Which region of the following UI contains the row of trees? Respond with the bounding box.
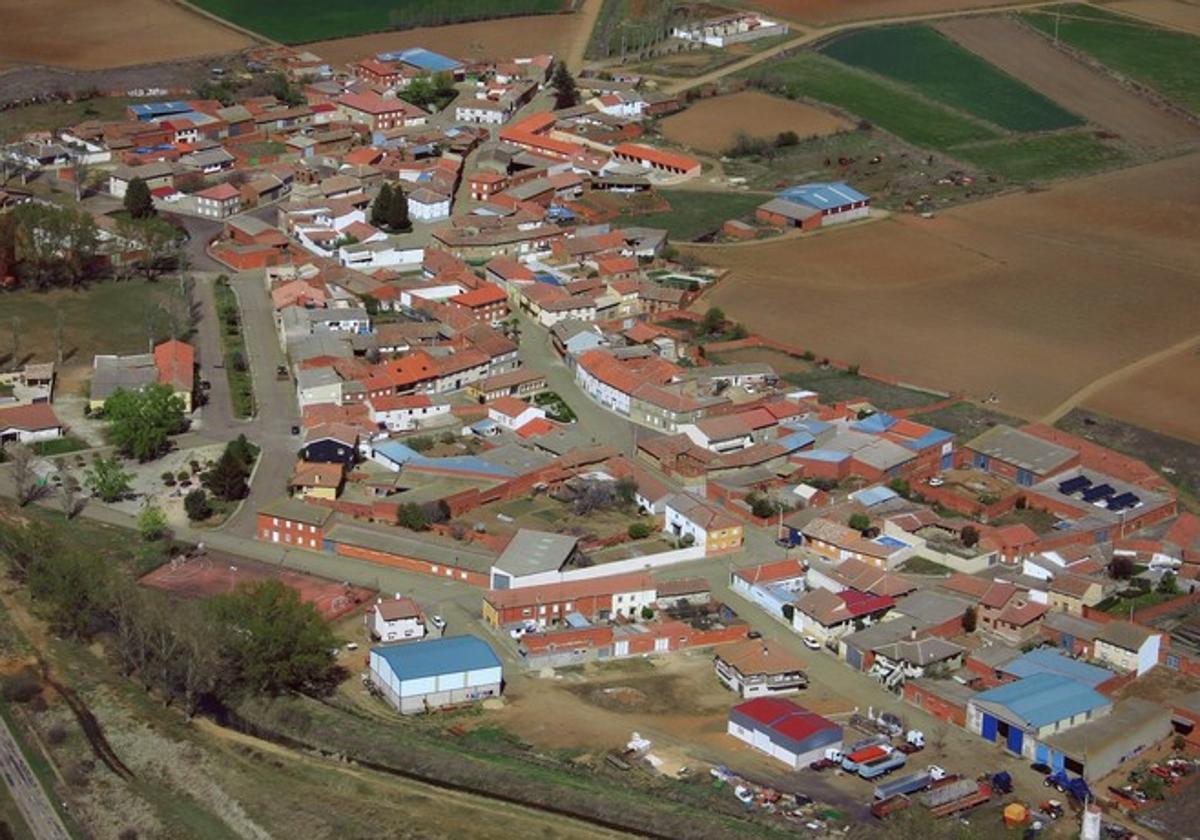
[0,520,341,712]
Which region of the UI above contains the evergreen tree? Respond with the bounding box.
[370,182,392,228]
[204,448,249,501]
[387,184,411,232]
[551,61,579,109]
[124,177,155,219]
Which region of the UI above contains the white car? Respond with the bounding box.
[928,476,945,487]
[929,765,947,781]
[509,626,527,640]
[802,635,822,650]
[429,615,446,632]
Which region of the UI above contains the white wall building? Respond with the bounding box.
[368,636,502,714]
[371,596,426,642]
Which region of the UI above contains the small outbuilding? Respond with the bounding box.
[369,635,502,714]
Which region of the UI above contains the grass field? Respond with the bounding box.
[189,0,566,43]
[0,97,136,143]
[742,52,999,150]
[586,0,674,60]
[1022,5,1200,113]
[954,131,1131,181]
[628,189,770,240]
[821,25,1082,132]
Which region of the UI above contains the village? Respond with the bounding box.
[1,1,1200,838]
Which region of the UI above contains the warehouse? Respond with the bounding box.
[1042,698,1171,780]
[727,697,842,769]
[966,672,1111,761]
[369,636,502,714]
[776,182,871,225]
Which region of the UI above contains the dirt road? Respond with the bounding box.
[565,0,603,71]
[0,715,69,840]
[937,16,1200,147]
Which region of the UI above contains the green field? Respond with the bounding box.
[741,52,999,150]
[821,25,1082,132]
[629,189,770,240]
[1022,5,1200,113]
[189,0,566,43]
[0,97,136,143]
[954,131,1130,181]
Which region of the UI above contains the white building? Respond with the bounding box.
[407,188,451,223]
[371,596,426,642]
[455,99,514,125]
[727,698,842,770]
[367,393,451,432]
[368,636,502,714]
[672,13,788,48]
[1093,621,1162,676]
[487,396,545,431]
[0,404,64,444]
[575,357,632,416]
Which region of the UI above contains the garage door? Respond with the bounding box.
[845,646,863,671]
[1007,726,1024,755]
[1035,743,1049,765]
[981,714,998,742]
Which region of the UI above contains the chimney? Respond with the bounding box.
[909,625,916,641]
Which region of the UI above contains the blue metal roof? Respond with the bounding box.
[378,48,462,72]
[1000,649,1114,688]
[373,440,516,477]
[973,673,1109,728]
[794,449,849,463]
[902,428,954,451]
[128,101,191,120]
[374,440,420,466]
[851,412,898,434]
[372,636,500,681]
[564,612,591,628]
[778,431,815,452]
[851,485,899,507]
[778,182,869,210]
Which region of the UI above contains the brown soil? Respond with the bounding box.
[1107,0,1200,35]
[309,12,589,68]
[659,91,853,154]
[1084,347,1200,444]
[937,16,1200,148]
[0,0,251,70]
[688,153,1200,421]
[744,0,1046,25]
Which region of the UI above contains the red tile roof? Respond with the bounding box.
[196,183,240,201]
[450,284,507,308]
[613,142,700,172]
[0,403,62,432]
[154,340,194,392]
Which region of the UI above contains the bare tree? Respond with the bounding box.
[70,153,89,202]
[53,304,65,365]
[59,473,82,519]
[8,315,19,372]
[9,444,38,505]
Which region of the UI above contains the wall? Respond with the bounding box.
[334,542,489,587]
[902,681,967,727]
[559,545,706,582]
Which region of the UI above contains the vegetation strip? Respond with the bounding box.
[213,276,254,418]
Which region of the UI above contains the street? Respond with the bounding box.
[0,713,70,840]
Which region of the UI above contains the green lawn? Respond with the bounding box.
[0,97,136,143]
[742,51,999,151]
[898,556,953,576]
[30,436,91,457]
[213,278,254,418]
[953,132,1130,182]
[188,0,565,42]
[628,189,770,240]
[1022,5,1200,113]
[821,25,1082,132]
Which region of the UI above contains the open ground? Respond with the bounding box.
[658,91,853,154]
[936,15,1200,148]
[1082,347,1200,445]
[1108,0,1200,34]
[0,0,251,70]
[688,153,1200,422]
[743,0,1046,25]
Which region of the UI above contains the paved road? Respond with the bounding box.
[0,714,70,840]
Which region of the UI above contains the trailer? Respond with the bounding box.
[873,767,945,800]
[870,793,912,819]
[841,745,892,773]
[859,752,907,780]
[921,780,992,818]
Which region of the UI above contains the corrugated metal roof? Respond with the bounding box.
[778,181,868,210]
[372,635,500,681]
[1001,648,1114,687]
[972,673,1109,728]
[850,485,899,508]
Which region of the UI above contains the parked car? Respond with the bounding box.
[291,425,301,435]
[276,364,290,380]
[928,476,945,487]
[802,635,822,650]
[509,626,527,640]
[429,615,446,632]
[808,758,835,772]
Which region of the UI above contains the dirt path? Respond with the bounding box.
[1041,333,1200,424]
[1106,0,1200,35]
[565,0,603,72]
[936,16,1200,147]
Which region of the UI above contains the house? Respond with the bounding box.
[1093,621,1162,675]
[990,598,1049,646]
[0,403,64,444]
[368,635,501,714]
[468,369,546,402]
[791,588,894,644]
[797,517,914,569]
[871,637,965,684]
[1039,611,1104,658]
[662,492,744,554]
[370,595,426,642]
[489,530,582,589]
[967,673,1111,760]
[153,339,195,412]
[108,161,174,198]
[715,639,808,697]
[1046,573,1105,615]
[256,497,334,548]
[290,460,344,500]
[337,92,427,131]
[611,143,701,179]
[727,698,842,769]
[407,188,451,222]
[194,183,242,219]
[487,396,545,432]
[90,340,197,411]
[448,284,509,325]
[367,393,450,432]
[300,422,360,467]
[481,573,656,629]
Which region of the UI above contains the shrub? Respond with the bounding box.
[184,489,213,522]
[408,435,434,453]
[640,606,654,620]
[961,525,980,548]
[848,513,871,532]
[628,522,652,540]
[1,673,41,703]
[46,723,68,745]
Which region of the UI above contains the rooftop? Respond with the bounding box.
[371,635,500,682]
[1000,648,1115,688]
[966,424,1077,476]
[493,529,579,577]
[972,672,1110,728]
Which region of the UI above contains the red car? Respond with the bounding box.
[808,759,836,772]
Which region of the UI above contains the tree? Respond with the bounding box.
[700,306,725,335]
[0,521,58,582]
[387,184,411,233]
[137,506,169,542]
[628,521,652,540]
[370,183,392,229]
[7,444,38,506]
[86,455,133,502]
[226,434,258,471]
[7,315,18,372]
[551,61,579,109]
[184,488,213,522]
[960,525,980,548]
[104,384,186,461]
[962,606,977,633]
[53,304,66,365]
[396,503,430,531]
[775,130,800,147]
[640,606,654,620]
[848,512,871,532]
[27,549,109,638]
[1158,572,1179,596]
[1109,555,1135,580]
[203,580,338,695]
[124,177,155,219]
[115,216,179,281]
[615,476,639,506]
[60,473,82,519]
[204,448,249,502]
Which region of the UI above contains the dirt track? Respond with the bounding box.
[937,16,1200,148]
[1108,0,1200,34]
[688,153,1200,422]
[746,0,1046,25]
[1082,342,1200,444]
[659,91,852,153]
[0,0,250,70]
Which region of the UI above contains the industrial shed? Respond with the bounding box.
[369,636,502,714]
[966,672,1111,761]
[727,697,842,769]
[1043,698,1171,780]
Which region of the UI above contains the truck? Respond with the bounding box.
[858,752,907,780]
[872,766,947,800]
[921,779,992,818]
[1045,770,1092,803]
[841,745,892,773]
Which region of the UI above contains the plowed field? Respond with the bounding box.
[659,91,853,153]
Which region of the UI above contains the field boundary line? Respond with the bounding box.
[171,0,279,46]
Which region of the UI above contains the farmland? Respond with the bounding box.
[686,153,1200,422]
[953,132,1131,182]
[658,91,853,154]
[624,189,770,240]
[0,0,250,70]
[1021,4,1200,113]
[743,0,1045,25]
[1084,349,1200,446]
[819,25,1082,132]
[188,0,568,43]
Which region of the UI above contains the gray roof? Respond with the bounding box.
[970,642,1022,670]
[493,529,579,577]
[966,425,1077,475]
[874,637,965,666]
[1044,697,1170,758]
[296,366,342,389]
[325,522,496,573]
[1041,610,1104,641]
[758,197,821,221]
[259,497,335,527]
[894,590,974,626]
[91,353,157,400]
[1096,620,1158,652]
[476,443,554,474]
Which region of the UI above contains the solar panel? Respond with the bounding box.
[1081,484,1114,503]
[1058,475,1092,495]
[1105,492,1135,511]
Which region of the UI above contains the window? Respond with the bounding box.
[272,517,279,526]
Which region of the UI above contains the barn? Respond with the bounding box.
[777,182,871,226]
[727,697,842,769]
[369,635,502,714]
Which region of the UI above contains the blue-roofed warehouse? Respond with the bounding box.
[369,635,502,713]
[999,648,1115,688]
[776,182,871,226]
[128,101,193,121]
[966,672,1111,763]
[378,48,463,75]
